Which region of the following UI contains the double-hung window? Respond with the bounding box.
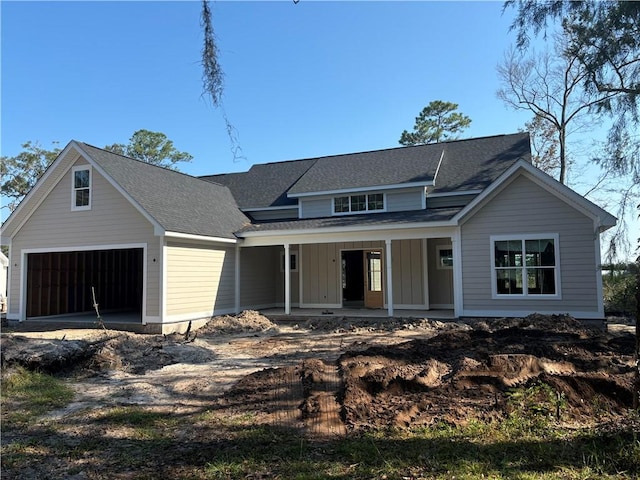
[71,165,92,211]
[333,193,384,214]
[491,234,560,298]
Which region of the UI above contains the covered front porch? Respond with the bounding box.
[238,224,462,318]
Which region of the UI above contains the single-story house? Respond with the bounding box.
[0,132,616,333]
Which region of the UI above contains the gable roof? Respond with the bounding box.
[433,132,531,193]
[203,133,531,209]
[75,143,250,239]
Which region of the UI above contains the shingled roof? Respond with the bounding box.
[77,143,250,239]
[206,133,531,210]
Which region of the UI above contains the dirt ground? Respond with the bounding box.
[1,310,636,436]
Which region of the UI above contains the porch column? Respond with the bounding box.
[284,243,291,315]
[234,246,241,314]
[385,239,394,317]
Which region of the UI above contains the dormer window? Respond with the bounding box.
[72,165,92,211]
[333,193,385,215]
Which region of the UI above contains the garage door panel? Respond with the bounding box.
[26,248,143,318]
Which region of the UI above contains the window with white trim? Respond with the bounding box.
[436,245,453,270]
[491,235,559,297]
[333,193,384,214]
[72,166,92,211]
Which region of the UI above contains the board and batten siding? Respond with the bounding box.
[427,238,453,307]
[9,159,160,318]
[165,241,236,318]
[460,174,600,315]
[301,240,425,308]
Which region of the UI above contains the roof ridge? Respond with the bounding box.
[76,141,229,188]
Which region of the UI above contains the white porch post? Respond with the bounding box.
[235,246,241,314]
[452,230,463,317]
[385,239,393,317]
[284,243,291,315]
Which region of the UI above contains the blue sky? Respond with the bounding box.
[1,1,636,255]
[2,0,532,173]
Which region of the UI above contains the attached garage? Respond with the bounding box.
[25,248,143,319]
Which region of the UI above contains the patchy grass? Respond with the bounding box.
[1,367,74,427]
[1,398,638,479]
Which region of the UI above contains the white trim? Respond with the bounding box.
[421,187,427,209]
[461,309,604,320]
[433,149,445,185]
[71,165,92,211]
[332,193,387,216]
[594,225,605,318]
[428,189,483,198]
[288,180,435,198]
[163,231,238,244]
[422,239,429,309]
[298,245,304,309]
[18,243,147,322]
[160,239,167,325]
[385,239,393,317]
[452,230,463,317]
[242,205,298,212]
[235,246,241,314]
[284,243,291,315]
[239,222,457,242]
[489,234,561,300]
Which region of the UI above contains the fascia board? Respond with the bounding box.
[72,142,167,236]
[238,219,456,239]
[287,180,435,198]
[241,205,298,212]
[428,189,483,198]
[164,231,238,244]
[1,141,80,238]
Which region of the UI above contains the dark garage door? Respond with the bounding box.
[26,248,143,318]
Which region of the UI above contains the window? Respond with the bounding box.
[491,235,559,298]
[333,193,385,214]
[436,246,453,270]
[280,251,298,272]
[72,166,92,211]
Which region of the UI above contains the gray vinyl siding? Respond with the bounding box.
[300,198,332,219]
[427,238,453,306]
[427,194,477,209]
[165,241,235,317]
[239,246,279,308]
[386,189,424,212]
[9,159,161,318]
[461,174,599,315]
[247,208,298,221]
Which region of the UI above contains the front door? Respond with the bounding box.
[364,250,383,308]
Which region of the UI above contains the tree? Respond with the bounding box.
[497,41,616,185]
[504,0,640,182]
[523,114,560,179]
[399,101,471,146]
[2,131,192,213]
[0,141,61,212]
[104,129,193,170]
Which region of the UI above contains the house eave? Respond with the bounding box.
[287,180,435,199]
[163,231,239,244]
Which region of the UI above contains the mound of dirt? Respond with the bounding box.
[199,310,279,334]
[304,315,471,333]
[223,315,635,434]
